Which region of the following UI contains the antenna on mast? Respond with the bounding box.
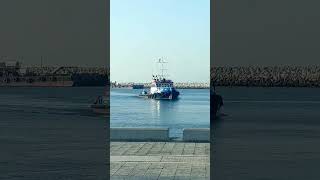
[157,57,168,79]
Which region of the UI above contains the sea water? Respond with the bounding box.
[0,87,107,179]
[212,87,320,180]
[111,88,210,138]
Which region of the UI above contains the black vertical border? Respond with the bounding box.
[210,0,215,179]
[106,0,110,179]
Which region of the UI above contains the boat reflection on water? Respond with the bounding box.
[150,99,161,119]
[149,98,179,121]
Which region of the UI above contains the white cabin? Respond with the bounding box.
[150,79,174,94]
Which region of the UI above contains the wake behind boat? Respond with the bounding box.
[139,58,180,100]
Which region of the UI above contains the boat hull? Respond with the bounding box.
[147,91,179,100]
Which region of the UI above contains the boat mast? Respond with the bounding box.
[157,58,167,79]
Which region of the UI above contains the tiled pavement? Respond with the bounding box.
[110,142,210,180]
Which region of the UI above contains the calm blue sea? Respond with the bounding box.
[0,87,107,179]
[2,87,319,179]
[213,87,320,180]
[110,88,210,138]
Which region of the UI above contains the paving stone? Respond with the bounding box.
[110,176,126,180]
[111,156,162,162]
[144,168,162,178]
[110,162,124,176]
[135,142,155,156]
[191,165,207,177]
[182,143,195,155]
[129,163,151,177]
[112,143,133,156]
[171,143,185,155]
[194,143,206,155]
[160,143,175,155]
[148,142,166,155]
[123,142,146,156]
[206,166,210,178]
[110,142,209,179]
[113,163,137,176]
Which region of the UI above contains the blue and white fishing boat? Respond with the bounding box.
[139,58,180,100]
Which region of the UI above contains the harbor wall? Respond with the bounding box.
[110,128,210,142]
[183,128,210,142]
[110,128,170,141]
[211,66,320,87]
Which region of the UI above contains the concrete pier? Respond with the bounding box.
[183,128,210,142]
[110,128,170,141]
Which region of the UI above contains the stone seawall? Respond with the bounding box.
[110,128,170,141]
[211,66,320,87]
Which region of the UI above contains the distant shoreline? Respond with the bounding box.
[111,82,210,89]
[111,87,210,89]
[215,85,320,88]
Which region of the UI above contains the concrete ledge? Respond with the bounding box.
[110,128,169,141]
[183,128,210,142]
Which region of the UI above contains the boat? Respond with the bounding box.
[139,89,148,96]
[90,85,110,114]
[139,58,180,100]
[90,95,109,114]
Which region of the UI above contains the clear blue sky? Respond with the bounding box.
[111,0,210,83]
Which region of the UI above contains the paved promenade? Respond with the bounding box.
[110,142,210,180]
